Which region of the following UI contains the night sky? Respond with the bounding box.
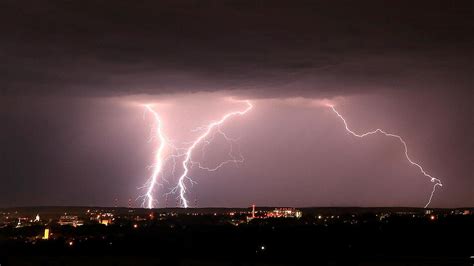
[1,0,472,208]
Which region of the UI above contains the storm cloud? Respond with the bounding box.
[1,0,471,98]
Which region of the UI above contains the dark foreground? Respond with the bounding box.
[0,207,472,266]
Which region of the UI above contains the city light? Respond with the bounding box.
[42,228,49,240]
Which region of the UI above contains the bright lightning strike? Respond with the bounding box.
[328,104,443,208]
[175,100,253,208]
[141,104,174,209]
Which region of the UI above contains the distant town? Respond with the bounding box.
[4,206,472,230]
[0,206,472,254]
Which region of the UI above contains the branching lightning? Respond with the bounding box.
[140,105,188,209]
[328,104,443,208]
[141,105,168,209]
[174,100,253,208]
[140,100,252,209]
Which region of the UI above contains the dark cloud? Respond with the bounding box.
[1,0,471,98]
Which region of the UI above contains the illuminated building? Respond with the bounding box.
[59,215,83,227]
[266,208,302,218]
[16,217,30,228]
[247,206,303,221]
[42,228,50,240]
[99,213,114,226]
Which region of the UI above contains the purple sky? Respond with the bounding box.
[1,0,472,207]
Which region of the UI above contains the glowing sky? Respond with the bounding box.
[0,0,472,207]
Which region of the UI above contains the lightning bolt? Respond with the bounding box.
[328,104,443,208]
[174,100,253,208]
[142,104,180,209]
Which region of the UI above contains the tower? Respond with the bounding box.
[42,228,50,240]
